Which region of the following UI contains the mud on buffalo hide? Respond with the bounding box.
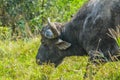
[36,0,120,67]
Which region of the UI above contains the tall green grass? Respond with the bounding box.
[0,37,120,80]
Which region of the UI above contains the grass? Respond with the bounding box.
[0,37,120,80]
[108,26,120,47]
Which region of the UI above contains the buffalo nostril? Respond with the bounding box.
[36,59,42,65]
[36,59,40,64]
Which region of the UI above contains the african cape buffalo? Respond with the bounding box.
[36,0,120,76]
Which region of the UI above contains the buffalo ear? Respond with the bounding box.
[55,39,71,50]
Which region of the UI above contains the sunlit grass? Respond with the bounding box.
[0,37,120,80]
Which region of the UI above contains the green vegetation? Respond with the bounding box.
[0,27,11,40]
[108,26,120,47]
[0,38,120,80]
[0,0,87,37]
[0,0,120,80]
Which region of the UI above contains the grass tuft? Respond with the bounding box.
[0,36,120,80]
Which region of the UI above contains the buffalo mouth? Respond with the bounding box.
[36,58,63,67]
[36,59,43,65]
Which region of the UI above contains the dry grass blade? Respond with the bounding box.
[108,25,120,46]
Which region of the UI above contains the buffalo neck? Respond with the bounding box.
[59,22,87,57]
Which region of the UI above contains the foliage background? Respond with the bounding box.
[0,0,87,38]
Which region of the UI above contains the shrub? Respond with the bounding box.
[0,27,11,40]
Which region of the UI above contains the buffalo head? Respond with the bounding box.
[36,18,72,66]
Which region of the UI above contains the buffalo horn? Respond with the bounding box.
[47,18,60,38]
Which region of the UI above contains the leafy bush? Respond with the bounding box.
[38,0,88,22]
[0,27,11,40]
[0,0,87,37]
